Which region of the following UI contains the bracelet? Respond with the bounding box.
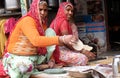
[62,35,65,44]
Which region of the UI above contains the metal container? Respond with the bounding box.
[5,0,20,10]
[0,8,5,14]
[48,0,58,7]
[113,55,120,78]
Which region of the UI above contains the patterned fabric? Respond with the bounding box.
[11,34,37,55]
[3,53,38,78]
[0,59,9,78]
[4,17,17,34]
[50,2,88,66]
[59,46,88,66]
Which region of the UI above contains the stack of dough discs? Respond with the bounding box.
[83,45,93,51]
[72,39,93,51]
[72,39,84,51]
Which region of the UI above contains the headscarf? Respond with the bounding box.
[50,2,73,35]
[50,2,73,64]
[4,0,47,55]
[56,2,73,19]
[27,0,47,55]
[4,17,17,34]
[27,0,45,36]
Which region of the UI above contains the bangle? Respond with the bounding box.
[62,35,65,44]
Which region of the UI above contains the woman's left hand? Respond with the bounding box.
[82,49,96,60]
[48,59,55,68]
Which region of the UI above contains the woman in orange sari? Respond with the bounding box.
[50,2,96,66]
[2,0,77,78]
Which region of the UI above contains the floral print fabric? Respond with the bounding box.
[3,53,38,78]
[59,46,88,66]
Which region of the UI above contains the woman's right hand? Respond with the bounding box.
[59,35,78,46]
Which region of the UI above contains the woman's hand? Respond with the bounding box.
[81,49,96,60]
[35,64,49,71]
[64,35,78,45]
[48,59,55,68]
[59,35,78,50]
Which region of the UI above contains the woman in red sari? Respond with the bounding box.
[50,2,96,66]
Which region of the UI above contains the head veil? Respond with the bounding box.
[3,0,47,56]
[50,2,73,34]
[27,0,47,55]
[56,2,73,19]
[27,0,46,35]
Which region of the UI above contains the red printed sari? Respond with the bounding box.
[50,2,88,66]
